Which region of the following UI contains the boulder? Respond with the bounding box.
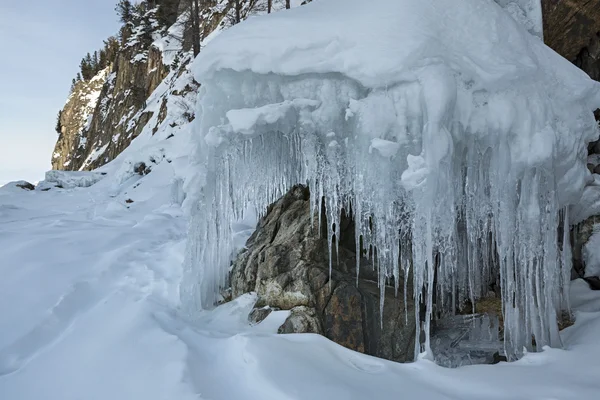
[231,185,416,362]
[15,181,35,191]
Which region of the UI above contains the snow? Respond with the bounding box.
[79,143,110,171]
[44,170,106,189]
[2,176,600,398]
[187,0,600,361]
[496,0,544,38]
[195,0,560,90]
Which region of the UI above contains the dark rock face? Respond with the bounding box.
[52,44,169,172]
[51,1,237,173]
[543,0,600,81]
[15,182,35,191]
[230,185,416,362]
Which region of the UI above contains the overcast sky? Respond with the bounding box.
[0,0,120,186]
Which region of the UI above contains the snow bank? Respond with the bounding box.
[184,0,600,362]
[44,170,106,189]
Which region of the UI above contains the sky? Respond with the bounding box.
[0,0,120,186]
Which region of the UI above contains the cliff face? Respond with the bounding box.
[52,68,110,170]
[51,0,241,172]
[542,0,600,82]
[80,44,169,171]
[52,7,170,171]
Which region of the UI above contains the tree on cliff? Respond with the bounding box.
[186,0,201,57]
[156,0,180,27]
[116,0,134,25]
[55,111,62,135]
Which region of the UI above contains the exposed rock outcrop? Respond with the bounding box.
[52,36,169,172]
[52,68,110,170]
[230,185,416,362]
[543,0,600,81]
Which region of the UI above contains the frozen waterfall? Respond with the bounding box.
[181,0,600,361]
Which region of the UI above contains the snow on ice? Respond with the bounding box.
[184,0,600,361]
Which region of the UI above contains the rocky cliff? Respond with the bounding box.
[51,0,240,172]
[543,0,600,81]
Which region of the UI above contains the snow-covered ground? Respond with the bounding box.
[1,177,600,399]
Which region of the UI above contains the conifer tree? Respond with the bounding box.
[116,0,134,24]
[55,110,63,134]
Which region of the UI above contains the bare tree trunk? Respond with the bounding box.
[191,0,200,57]
[268,0,272,13]
[286,0,290,9]
[235,0,241,24]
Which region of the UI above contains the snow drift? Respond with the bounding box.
[183,0,600,362]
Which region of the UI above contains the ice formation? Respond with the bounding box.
[182,0,600,361]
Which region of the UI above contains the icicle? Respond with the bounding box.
[183,64,597,364]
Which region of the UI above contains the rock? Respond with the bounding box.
[588,163,595,174]
[542,0,600,62]
[589,139,600,155]
[572,215,600,278]
[278,306,323,334]
[594,165,600,175]
[231,185,416,363]
[249,306,276,325]
[15,181,35,191]
[431,314,502,368]
[133,162,151,176]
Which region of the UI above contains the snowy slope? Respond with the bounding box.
[1,177,600,399]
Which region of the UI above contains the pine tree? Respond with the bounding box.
[116,0,133,24]
[99,49,107,70]
[79,58,89,81]
[55,110,63,134]
[170,53,180,71]
[235,0,241,24]
[92,51,99,74]
[103,37,119,62]
[155,0,179,27]
[189,0,201,57]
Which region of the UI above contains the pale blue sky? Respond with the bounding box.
[0,0,120,185]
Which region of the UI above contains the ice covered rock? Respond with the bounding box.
[0,181,36,192]
[230,185,416,362]
[15,181,35,191]
[183,0,600,361]
[430,314,503,368]
[44,170,106,189]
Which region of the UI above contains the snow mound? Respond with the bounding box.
[0,181,36,193]
[184,0,600,363]
[44,170,107,189]
[195,0,589,92]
